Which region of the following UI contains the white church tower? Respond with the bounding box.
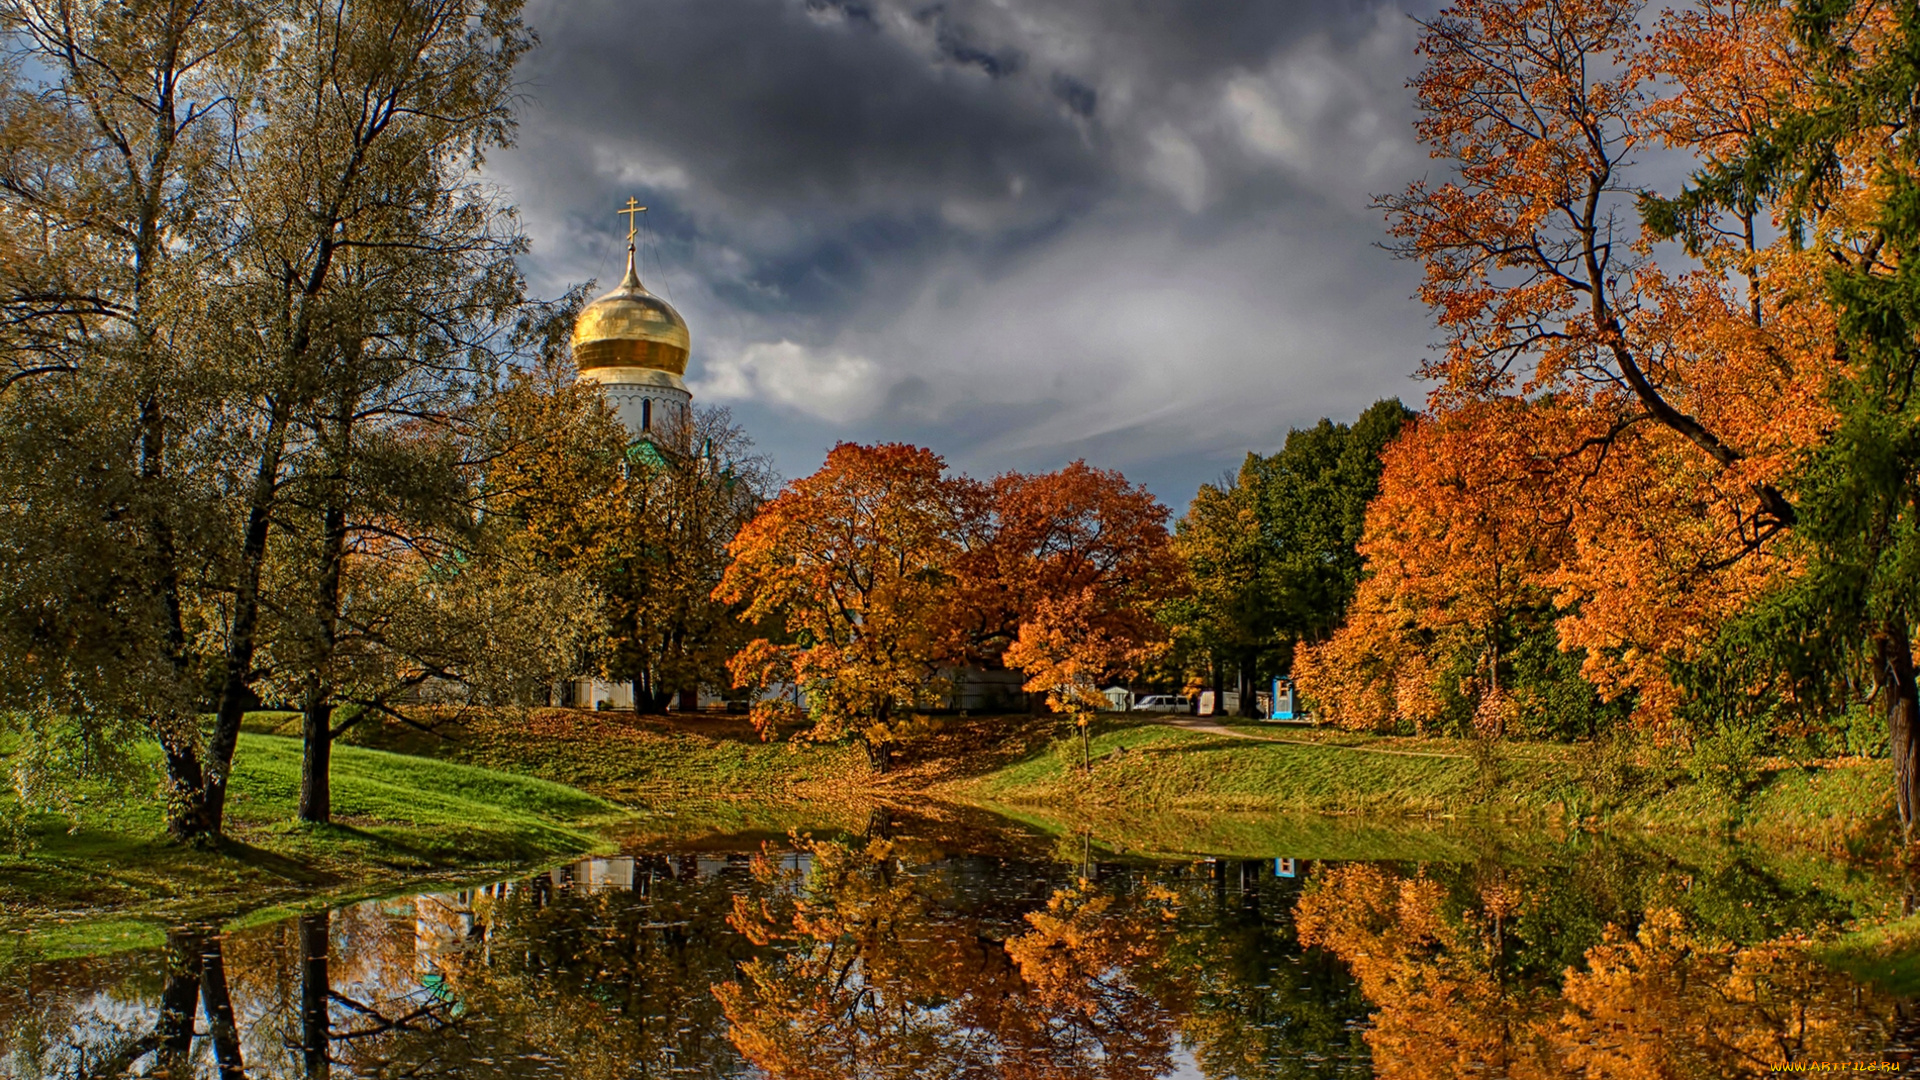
[570,199,691,440]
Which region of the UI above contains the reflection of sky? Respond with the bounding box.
[28,990,157,1074]
[1162,1050,1206,1079]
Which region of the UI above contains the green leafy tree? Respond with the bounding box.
[0,0,535,839]
[1646,0,1920,837]
[1166,467,1269,714]
[1166,399,1411,715]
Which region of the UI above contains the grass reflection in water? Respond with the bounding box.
[1,827,1914,1078]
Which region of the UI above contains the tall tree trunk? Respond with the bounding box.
[301,413,350,825]
[158,717,212,841]
[300,699,334,825]
[864,735,891,773]
[190,107,363,834]
[1238,658,1258,718]
[112,7,204,848]
[1880,621,1920,843]
[183,406,289,839]
[144,392,205,840]
[676,685,699,713]
[1211,656,1225,718]
[300,910,332,1080]
[636,669,666,712]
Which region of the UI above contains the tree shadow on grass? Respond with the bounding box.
[213,835,347,887]
[1127,736,1266,757]
[548,709,776,746]
[888,715,1063,786]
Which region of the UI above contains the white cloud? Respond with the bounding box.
[1214,12,1421,190]
[589,145,692,191]
[693,340,894,424]
[715,210,1427,481]
[1223,73,1303,166]
[492,0,1443,499]
[1142,125,1209,213]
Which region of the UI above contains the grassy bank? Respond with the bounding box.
[1,731,624,955]
[344,708,1903,858]
[10,708,1906,966]
[939,716,1902,855]
[1819,912,1920,997]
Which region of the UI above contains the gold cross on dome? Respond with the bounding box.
[618,198,647,243]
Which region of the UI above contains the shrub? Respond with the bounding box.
[1687,722,1767,800]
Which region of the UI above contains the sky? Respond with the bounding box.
[488,0,1444,507]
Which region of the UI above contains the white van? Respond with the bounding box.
[1130,695,1192,714]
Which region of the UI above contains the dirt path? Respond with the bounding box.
[1156,716,1471,760]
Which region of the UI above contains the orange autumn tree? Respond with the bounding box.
[1299,401,1572,735]
[721,448,1179,770]
[1319,0,1836,735]
[716,442,973,770]
[994,463,1183,768]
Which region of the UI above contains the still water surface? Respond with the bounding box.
[4,811,1917,1078]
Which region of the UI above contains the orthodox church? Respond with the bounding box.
[554,202,1023,714]
[572,200,692,443]
[555,204,695,711]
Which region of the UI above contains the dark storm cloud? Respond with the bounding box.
[491,0,1442,504]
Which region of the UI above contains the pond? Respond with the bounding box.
[4,808,1917,1078]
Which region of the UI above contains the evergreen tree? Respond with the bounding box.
[1167,399,1411,715]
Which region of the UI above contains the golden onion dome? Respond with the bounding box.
[571,246,690,375]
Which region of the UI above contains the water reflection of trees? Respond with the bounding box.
[1,840,1911,1079]
[717,839,1374,1079]
[719,837,1175,1078]
[1294,861,1907,1078]
[0,926,255,1078]
[1163,861,1372,1079]
[314,858,759,1078]
[0,858,760,1078]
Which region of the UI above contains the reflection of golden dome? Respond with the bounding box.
[571,248,690,375]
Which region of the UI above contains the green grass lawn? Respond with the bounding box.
[953,719,1536,812]
[337,708,1901,860]
[1,730,624,956]
[947,715,1901,853]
